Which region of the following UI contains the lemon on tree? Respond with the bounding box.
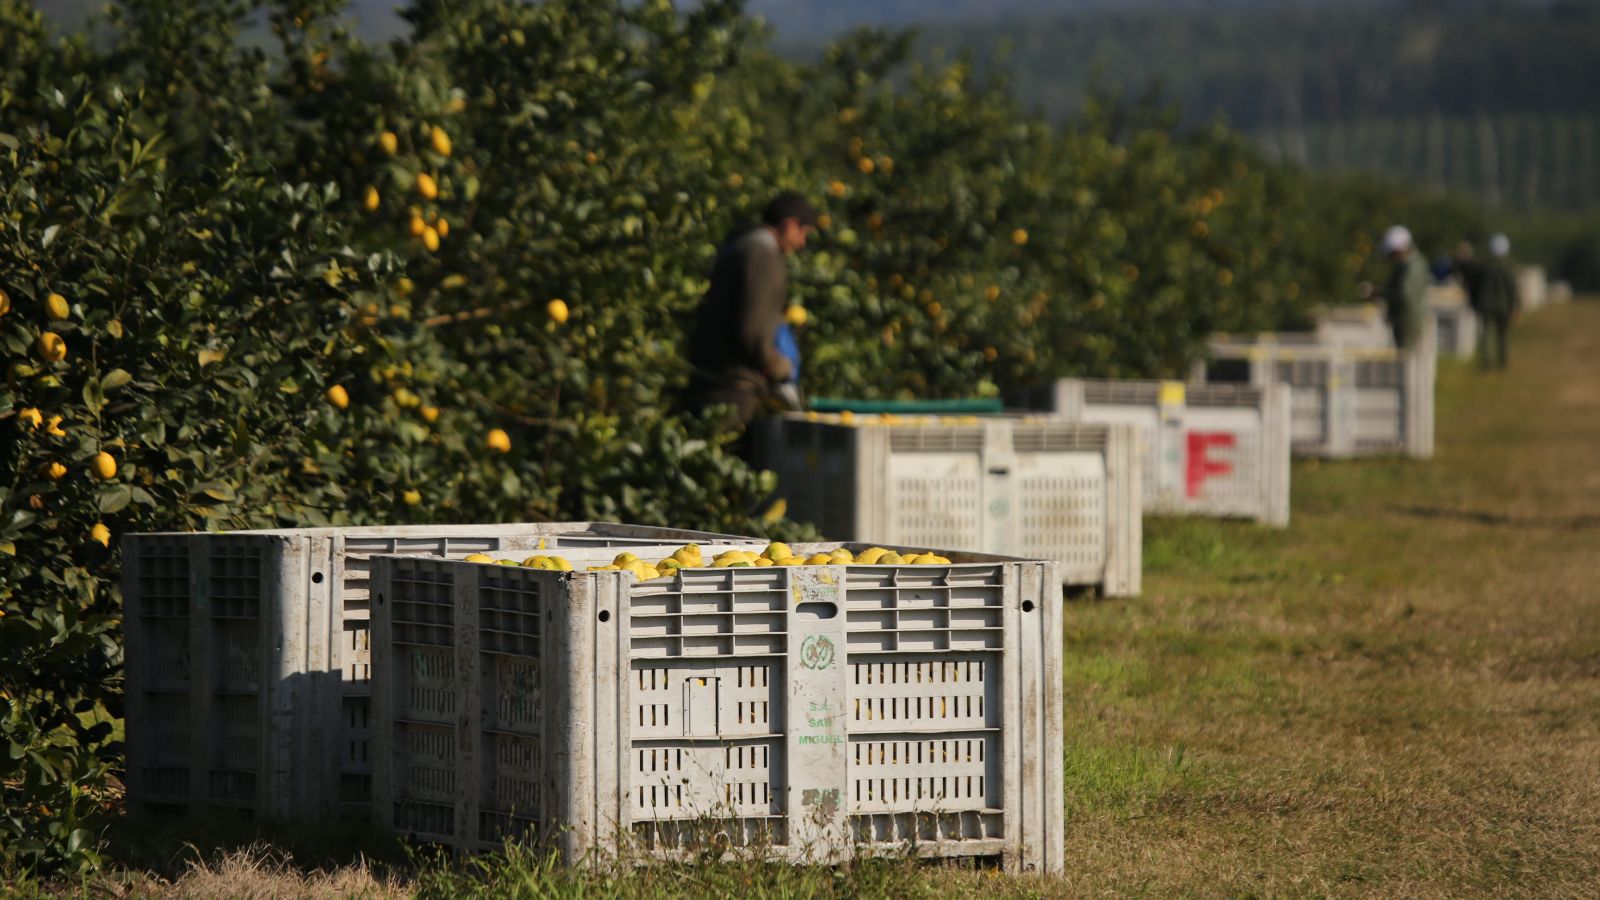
[37,331,66,362]
[326,384,349,409]
[415,172,439,200]
[92,451,117,480]
[547,298,569,324]
[486,428,511,453]
[46,292,69,319]
[379,130,398,155]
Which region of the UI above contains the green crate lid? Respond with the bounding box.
[806,397,1004,414]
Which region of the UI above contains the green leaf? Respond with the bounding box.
[101,369,134,391]
[98,486,133,514]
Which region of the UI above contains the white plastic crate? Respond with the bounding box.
[1313,303,1391,348]
[1026,379,1290,527]
[1428,294,1479,359]
[1193,332,1435,459]
[754,415,1141,596]
[1516,265,1548,314]
[1313,298,1475,358]
[121,522,749,824]
[369,544,1064,872]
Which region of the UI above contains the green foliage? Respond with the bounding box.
[0,0,1492,875]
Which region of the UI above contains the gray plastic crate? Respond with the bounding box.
[121,522,748,824]
[1193,333,1435,459]
[754,416,1141,596]
[1025,379,1290,527]
[369,544,1064,872]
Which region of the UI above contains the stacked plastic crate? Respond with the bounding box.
[121,523,745,823]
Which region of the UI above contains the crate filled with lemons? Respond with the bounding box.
[459,542,953,581]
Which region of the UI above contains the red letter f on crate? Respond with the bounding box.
[1186,432,1236,498]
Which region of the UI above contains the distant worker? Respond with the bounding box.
[1471,234,1519,371]
[686,191,818,430]
[1380,225,1431,349]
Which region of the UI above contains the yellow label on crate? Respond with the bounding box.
[1158,381,1186,407]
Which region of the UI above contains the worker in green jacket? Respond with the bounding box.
[1381,225,1432,350]
[1472,234,1519,370]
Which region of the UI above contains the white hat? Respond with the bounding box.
[1489,233,1510,258]
[1381,225,1413,255]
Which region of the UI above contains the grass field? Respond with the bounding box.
[25,302,1600,897]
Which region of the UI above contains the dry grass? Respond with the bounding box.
[26,303,1600,898]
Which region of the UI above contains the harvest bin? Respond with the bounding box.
[754,415,1141,596]
[369,543,1065,872]
[121,522,747,824]
[1022,379,1291,527]
[1315,297,1476,359]
[1192,331,1436,460]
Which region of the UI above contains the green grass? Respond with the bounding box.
[22,302,1600,896]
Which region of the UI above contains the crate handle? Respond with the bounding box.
[987,467,1010,476]
[795,601,837,621]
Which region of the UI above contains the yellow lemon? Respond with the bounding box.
[422,226,440,252]
[829,548,855,563]
[44,416,65,437]
[45,461,67,480]
[92,451,117,480]
[547,299,569,324]
[762,542,792,561]
[403,489,421,506]
[828,179,846,197]
[878,551,906,565]
[435,217,449,238]
[37,332,66,362]
[379,131,398,155]
[671,544,703,567]
[839,410,856,426]
[754,557,775,567]
[463,553,495,563]
[408,215,427,237]
[429,126,452,157]
[857,156,875,174]
[421,406,439,423]
[91,523,111,547]
[856,547,889,565]
[785,306,808,327]
[658,558,682,571]
[17,408,42,430]
[0,288,9,315]
[1011,228,1029,246]
[613,551,641,566]
[804,552,834,565]
[486,428,511,453]
[363,186,380,211]
[326,384,349,409]
[776,556,806,566]
[46,293,69,319]
[415,172,438,200]
[551,556,573,572]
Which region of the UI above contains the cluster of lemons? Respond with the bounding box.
[457,542,954,581]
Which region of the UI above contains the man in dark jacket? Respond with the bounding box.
[686,192,818,428]
[1473,234,1519,370]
